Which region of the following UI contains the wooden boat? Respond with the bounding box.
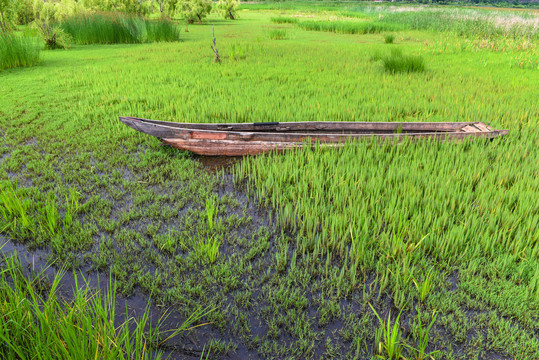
[119,117,508,156]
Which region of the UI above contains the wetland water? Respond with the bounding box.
[0,162,272,359]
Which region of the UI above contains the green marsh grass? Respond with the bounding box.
[271,16,299,25]
[0,181,33,233]
[382,48,425,73]
[370,304,405,359]
[228,42,250,60]
[271,16,400,34]
[2,6,539,359]
[299,19,400,34]
[0,33,40,70]
[61,13,180,45]
[384,34,395,44]
[409,311,439,360]
[44,198,59,235]
[205,195,217,233]
[413,265,436,303]
[270,6,538,41]
[63,188,80,227]
[268,29,288,40]
[0,251,211,359]
[378,8,539,40]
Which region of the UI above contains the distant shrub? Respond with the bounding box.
[16,0,35,25]
[384,34,395,44]
[268,29,288,40]
[0,33,40,70]
[32,0,72,49]
[179,0,212,24]
[0,0,16,31]
[217,0,239,20]
[82,0,150,15]
[382,49,425,74]
[61,13,180,44]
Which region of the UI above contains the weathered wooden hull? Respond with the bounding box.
[119,117,508,156]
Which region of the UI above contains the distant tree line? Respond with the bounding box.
[252,0,538,8]
[407,0,537,8]
[0,0,239,33]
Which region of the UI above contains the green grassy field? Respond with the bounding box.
[1,2,539,359]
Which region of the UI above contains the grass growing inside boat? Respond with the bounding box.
[0,3,538,359]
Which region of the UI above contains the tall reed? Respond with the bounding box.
[382,48,425,73]
[0,33,40,71]
[61,13,180,45]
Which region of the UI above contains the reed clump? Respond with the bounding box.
[385,34,395,44]
[271,16,401,35]
[381,49,425,73]
[268,29,289,40]
[271,16,299,25]
[61,13,180,45]
[299,19,400,34]
[0,33,40,70]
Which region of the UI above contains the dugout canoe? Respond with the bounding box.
[119,117,508,156]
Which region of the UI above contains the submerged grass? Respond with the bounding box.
[0,33,40,71]
[61,14,180,45]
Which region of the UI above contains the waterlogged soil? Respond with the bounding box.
[2,6,538,357]
[0,151,514,360]
[1,239,216,360]
[195,155,241,173]
[1,160,270,359]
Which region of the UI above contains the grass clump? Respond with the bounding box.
[268,29,288,40]
[370,304,405,359]
[409,312,439,360]
[145,19,181,43]
[61,13,180,45]
[0,181,34,234]
[0,33,40,71]
[384,34,395,44]
[299,20,399,35]
[382,49,425,74]
[228,42,250,60]
[270,16,299,24]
